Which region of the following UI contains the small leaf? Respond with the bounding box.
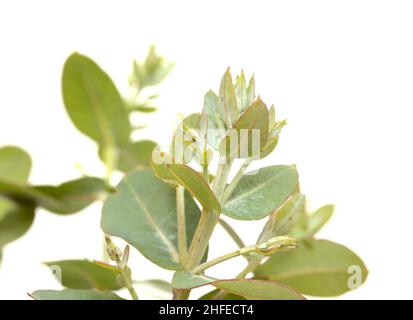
[0,146,32,184]
[219,68,239,126]
[62,53,131,159]
[255,239,368,297]
[223,165,298,220]
[290,205,334,240]
[202,90,227,150]
[234,71,248,112]
[125,100,157,113]
[30,289,124,300]
[116,140,157,172]
[164,164,220,212]
[44,260,124,291]
[183,113,201,130]
[172,271,304,300]
[101,168,202,270]
[246,74,255,109]
[0,197,35,247]
[257,193,306,243]
[220,97,269,159]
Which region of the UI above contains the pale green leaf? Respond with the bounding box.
[31,289,124,300]
[223,165,299,220]
[44,260,124,291]
[0,146,32,184]
[117,140,157,172]
[219,68,239,126]
[290,205,334,240]
[101,168,202,270]
[258,193,306,243]
[62,53,131,151]
[220,97,269,159]
[172,271,304,300]
[202,90,227,150]
[255,239,368,296]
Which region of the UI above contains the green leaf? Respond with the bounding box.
[183,113,201,130]
[234,71,248,112]
[101,168,202,270]
[125,100,157,113]
[214,279,305,300]
[246,74,255,110]
[30,289,124,300]
[219,68,239,126]
[172,271,304,300]
[0,177,107,214]
[155,163,220,212]
[220,97,269,159]
[255,239,368,297]
[199,289,246,300]
[0,197,35,247]
[202,90,227,150]
[62,53,131,153]
[258,193,306,243]
[290,205,334,240]
[44,260,124,291]
[0,146,32,184]
[117,140,157,172]
[222,165,299,220]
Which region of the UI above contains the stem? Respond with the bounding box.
[191,249,240,274]
[222,158,252,203]
[176,186,187,265]
[218,218,246,249]
[186,159,233,269]
[118,267,139,300]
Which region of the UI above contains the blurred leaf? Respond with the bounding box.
[125,100,157,113]
[222,165,298,220]
[101,168,201,270]
[172,271,304,300]
[246,74,255,110]
[183,113,201,130]
[130,46,174,89]
[0,177,107,215]
[255,239,368,297]
[0,197,35,247]
[44,260,124,291]
[30,289,124,300]
[62,53,131,165]
[116,140,157,173]
[220,97,269,159]
[0,146,32,184]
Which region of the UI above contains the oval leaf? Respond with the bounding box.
[30,289,124,300]
[172,271,304,300]
[219,68,239,126]
[0,177,107,215]
[62,53,131,149]
[0,197,35,247]
[0,146,32,184]
[222,165,299,220]
[44,260,124,291]
[101,168,202,270]
[255,239,368,297]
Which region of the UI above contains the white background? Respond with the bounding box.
[1,0,412,299]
